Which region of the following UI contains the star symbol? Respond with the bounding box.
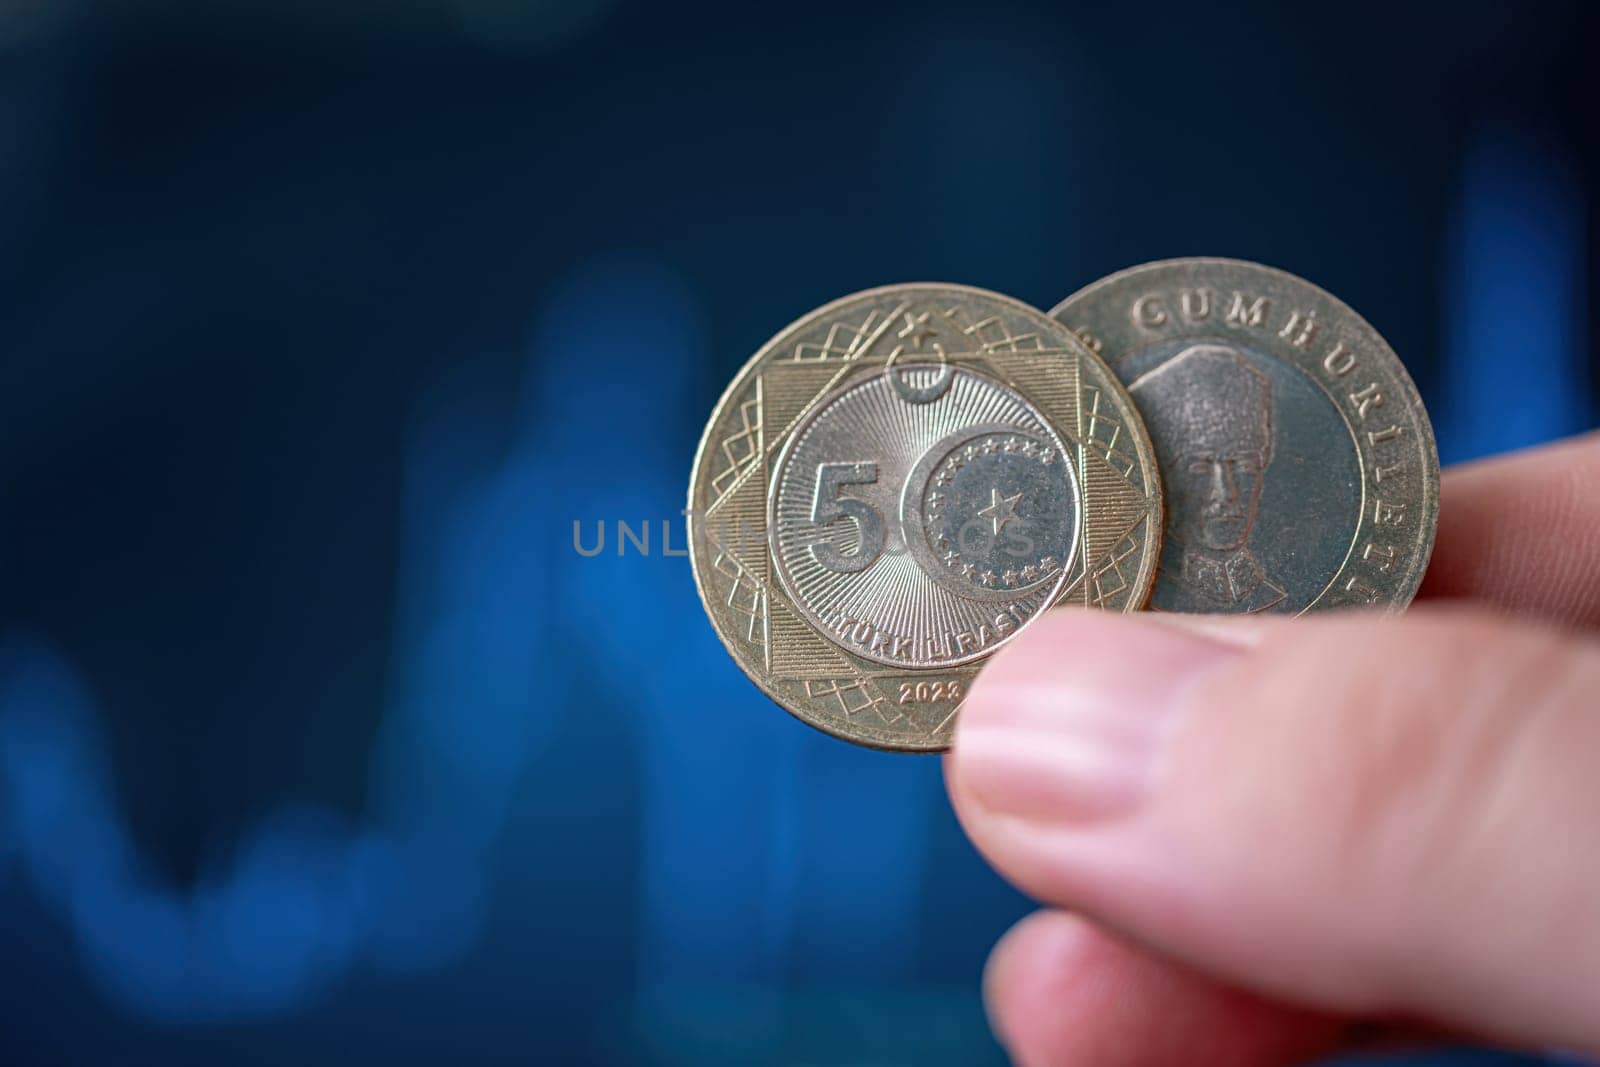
[1019,440,1038,456]
[979,570,997,587]
[1002,569,1018,584]
[960,563,975,577]
[979,437,999,455]
[975,485,1023,537]
[1021,564,1039,580]
[1038,450,1056,465]
[1040,555,1057,570]
[897,311,939,351]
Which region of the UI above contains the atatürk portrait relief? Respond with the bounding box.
[1131,343,1287,613]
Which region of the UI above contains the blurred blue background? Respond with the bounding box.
[0,1,1595,1063]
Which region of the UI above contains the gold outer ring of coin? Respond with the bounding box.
[1051,257,1440,614]
[687,283,1163,753]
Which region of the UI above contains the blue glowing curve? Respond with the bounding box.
[0,257,740,1019]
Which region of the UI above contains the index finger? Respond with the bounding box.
[1419,431,1600,629]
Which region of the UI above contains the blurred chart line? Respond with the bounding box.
[0,262,618,1021]
[0,389,542,1020]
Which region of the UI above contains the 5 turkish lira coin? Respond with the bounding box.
[1051,258,1438,616]
[688,283,1163,752]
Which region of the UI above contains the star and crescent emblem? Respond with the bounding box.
[976,486,1023,537]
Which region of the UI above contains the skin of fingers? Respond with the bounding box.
[983,909,1349,1067]
[956,435,1600,1063]
[947,607,1600,1054]
[1420,431,1600,627]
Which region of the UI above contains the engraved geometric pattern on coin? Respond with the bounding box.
[1052,258,1439,615]
[688,283,1163,752]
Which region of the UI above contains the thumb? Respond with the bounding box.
[946,607,1600,1052]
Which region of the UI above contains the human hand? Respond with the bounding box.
[945,432,1600,1066]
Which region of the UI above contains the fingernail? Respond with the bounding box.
[953,611,1241,823]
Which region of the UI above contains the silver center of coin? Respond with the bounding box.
[768,364,1080,669]
[902,424,1076,601]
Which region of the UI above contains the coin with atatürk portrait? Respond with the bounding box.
[688,283,1162,752]
[1051,258,1438,616]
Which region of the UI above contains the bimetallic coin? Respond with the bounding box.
[1051,258,1438,615]
[689,284,1162,752]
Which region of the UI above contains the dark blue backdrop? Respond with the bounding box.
[0,1,1595,1063]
